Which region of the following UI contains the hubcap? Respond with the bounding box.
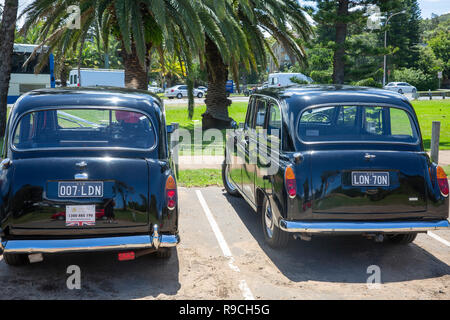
[264,203,274,239]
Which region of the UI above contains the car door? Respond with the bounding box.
[242,97,268,204]
[179,85,188,97]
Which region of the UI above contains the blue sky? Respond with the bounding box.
[300,0,450,18]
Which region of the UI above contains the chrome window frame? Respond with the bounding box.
[295,102,421,146]
[10,105,159,153]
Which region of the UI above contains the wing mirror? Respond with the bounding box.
[167,124,175,134]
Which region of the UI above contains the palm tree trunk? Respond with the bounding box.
[120,42,148,90]
[332,0,348,84]
[202,36,232,130]
[0,0,18,137]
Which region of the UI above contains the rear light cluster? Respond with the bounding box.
[165,175,177,210]
[285,166,296,199]
[437,166,449,197]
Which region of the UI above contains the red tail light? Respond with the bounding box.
[437,166,449,197]
[171,89,174,92]
[166,175,177,210]
[285,166,296,199]
[118,251,135,261]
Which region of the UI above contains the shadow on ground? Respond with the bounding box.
[0,249,180,299]
[224,192,450,284]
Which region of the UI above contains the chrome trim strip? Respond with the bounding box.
[279,219,450,233]
[2,233,180,253]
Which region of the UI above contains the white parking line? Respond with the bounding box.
[427,231,450,247]
[195,190,255,300]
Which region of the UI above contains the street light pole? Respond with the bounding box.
[383,10,406,87]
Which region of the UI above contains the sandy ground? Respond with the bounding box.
[0,186,448,300]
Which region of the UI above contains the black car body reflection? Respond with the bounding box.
[0,87,179,265]
[223,85,449,248]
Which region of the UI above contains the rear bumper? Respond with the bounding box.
[1,227,179,254]
[279,219,450,234]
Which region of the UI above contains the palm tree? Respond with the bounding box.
[201,0,312,129]
[20,0,208,91]
[0,0,18,137]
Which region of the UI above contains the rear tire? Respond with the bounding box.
[155,247,172,259]
[222,161,240,197]
[197,92,203,98]
[387,233,417,244]
[3,252,29,266]
[261,196,289,249]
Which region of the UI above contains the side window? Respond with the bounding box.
[267,102,281,133]
[254,99,267,129]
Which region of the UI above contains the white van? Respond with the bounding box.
[68,69,125,87]
[267,72,312,88]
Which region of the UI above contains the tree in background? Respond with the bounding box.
[0,0,18,137]
[201,0,312,129]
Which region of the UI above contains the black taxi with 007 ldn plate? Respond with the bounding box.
[0,87,179,265]
[222,85,449,248]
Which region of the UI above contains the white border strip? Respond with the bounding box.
[196,190,255,300]
[427,231,450,247]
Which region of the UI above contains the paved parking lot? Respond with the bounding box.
[0,186,449,299]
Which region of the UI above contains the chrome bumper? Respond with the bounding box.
[279,219,450,233]
[1,226,179,254]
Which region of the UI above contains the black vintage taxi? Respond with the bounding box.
[222,85,449,248]
[0,87,179,265]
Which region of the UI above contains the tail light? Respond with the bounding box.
[165,175,177,210]
[285,166,296,199]
[118,251,135,261]
[171,89,174,92]
[437,166,449,197]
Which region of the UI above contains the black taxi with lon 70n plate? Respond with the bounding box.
[222,85,449,248]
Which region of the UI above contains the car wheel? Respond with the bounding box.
[222,161,240,197]
[387,233,417,244]
[261,195,289,249]
[176,93,183,99]
[412,88,417,94]
[3,252,29,266]
[398,89,403,94]
[155,247,172,259]
[168,97,174,100]
[197,92,203,98]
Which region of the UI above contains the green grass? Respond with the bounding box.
[410,100,450,150]
[165,100,450,151]
[177,169,222,187]
[443,165,450,176]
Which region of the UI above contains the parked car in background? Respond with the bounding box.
[267,72,313,88]
[222,85,449,249]
[148,86,164,94]
[165,85,204,99]
[0,87,180,265]
[68,69,125,87]
[383,82,417,94]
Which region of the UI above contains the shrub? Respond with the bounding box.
[310,70,333,84]
[391,68,438,91]
[351,77,382,88]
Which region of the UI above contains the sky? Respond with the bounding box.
[1,0,450,23]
